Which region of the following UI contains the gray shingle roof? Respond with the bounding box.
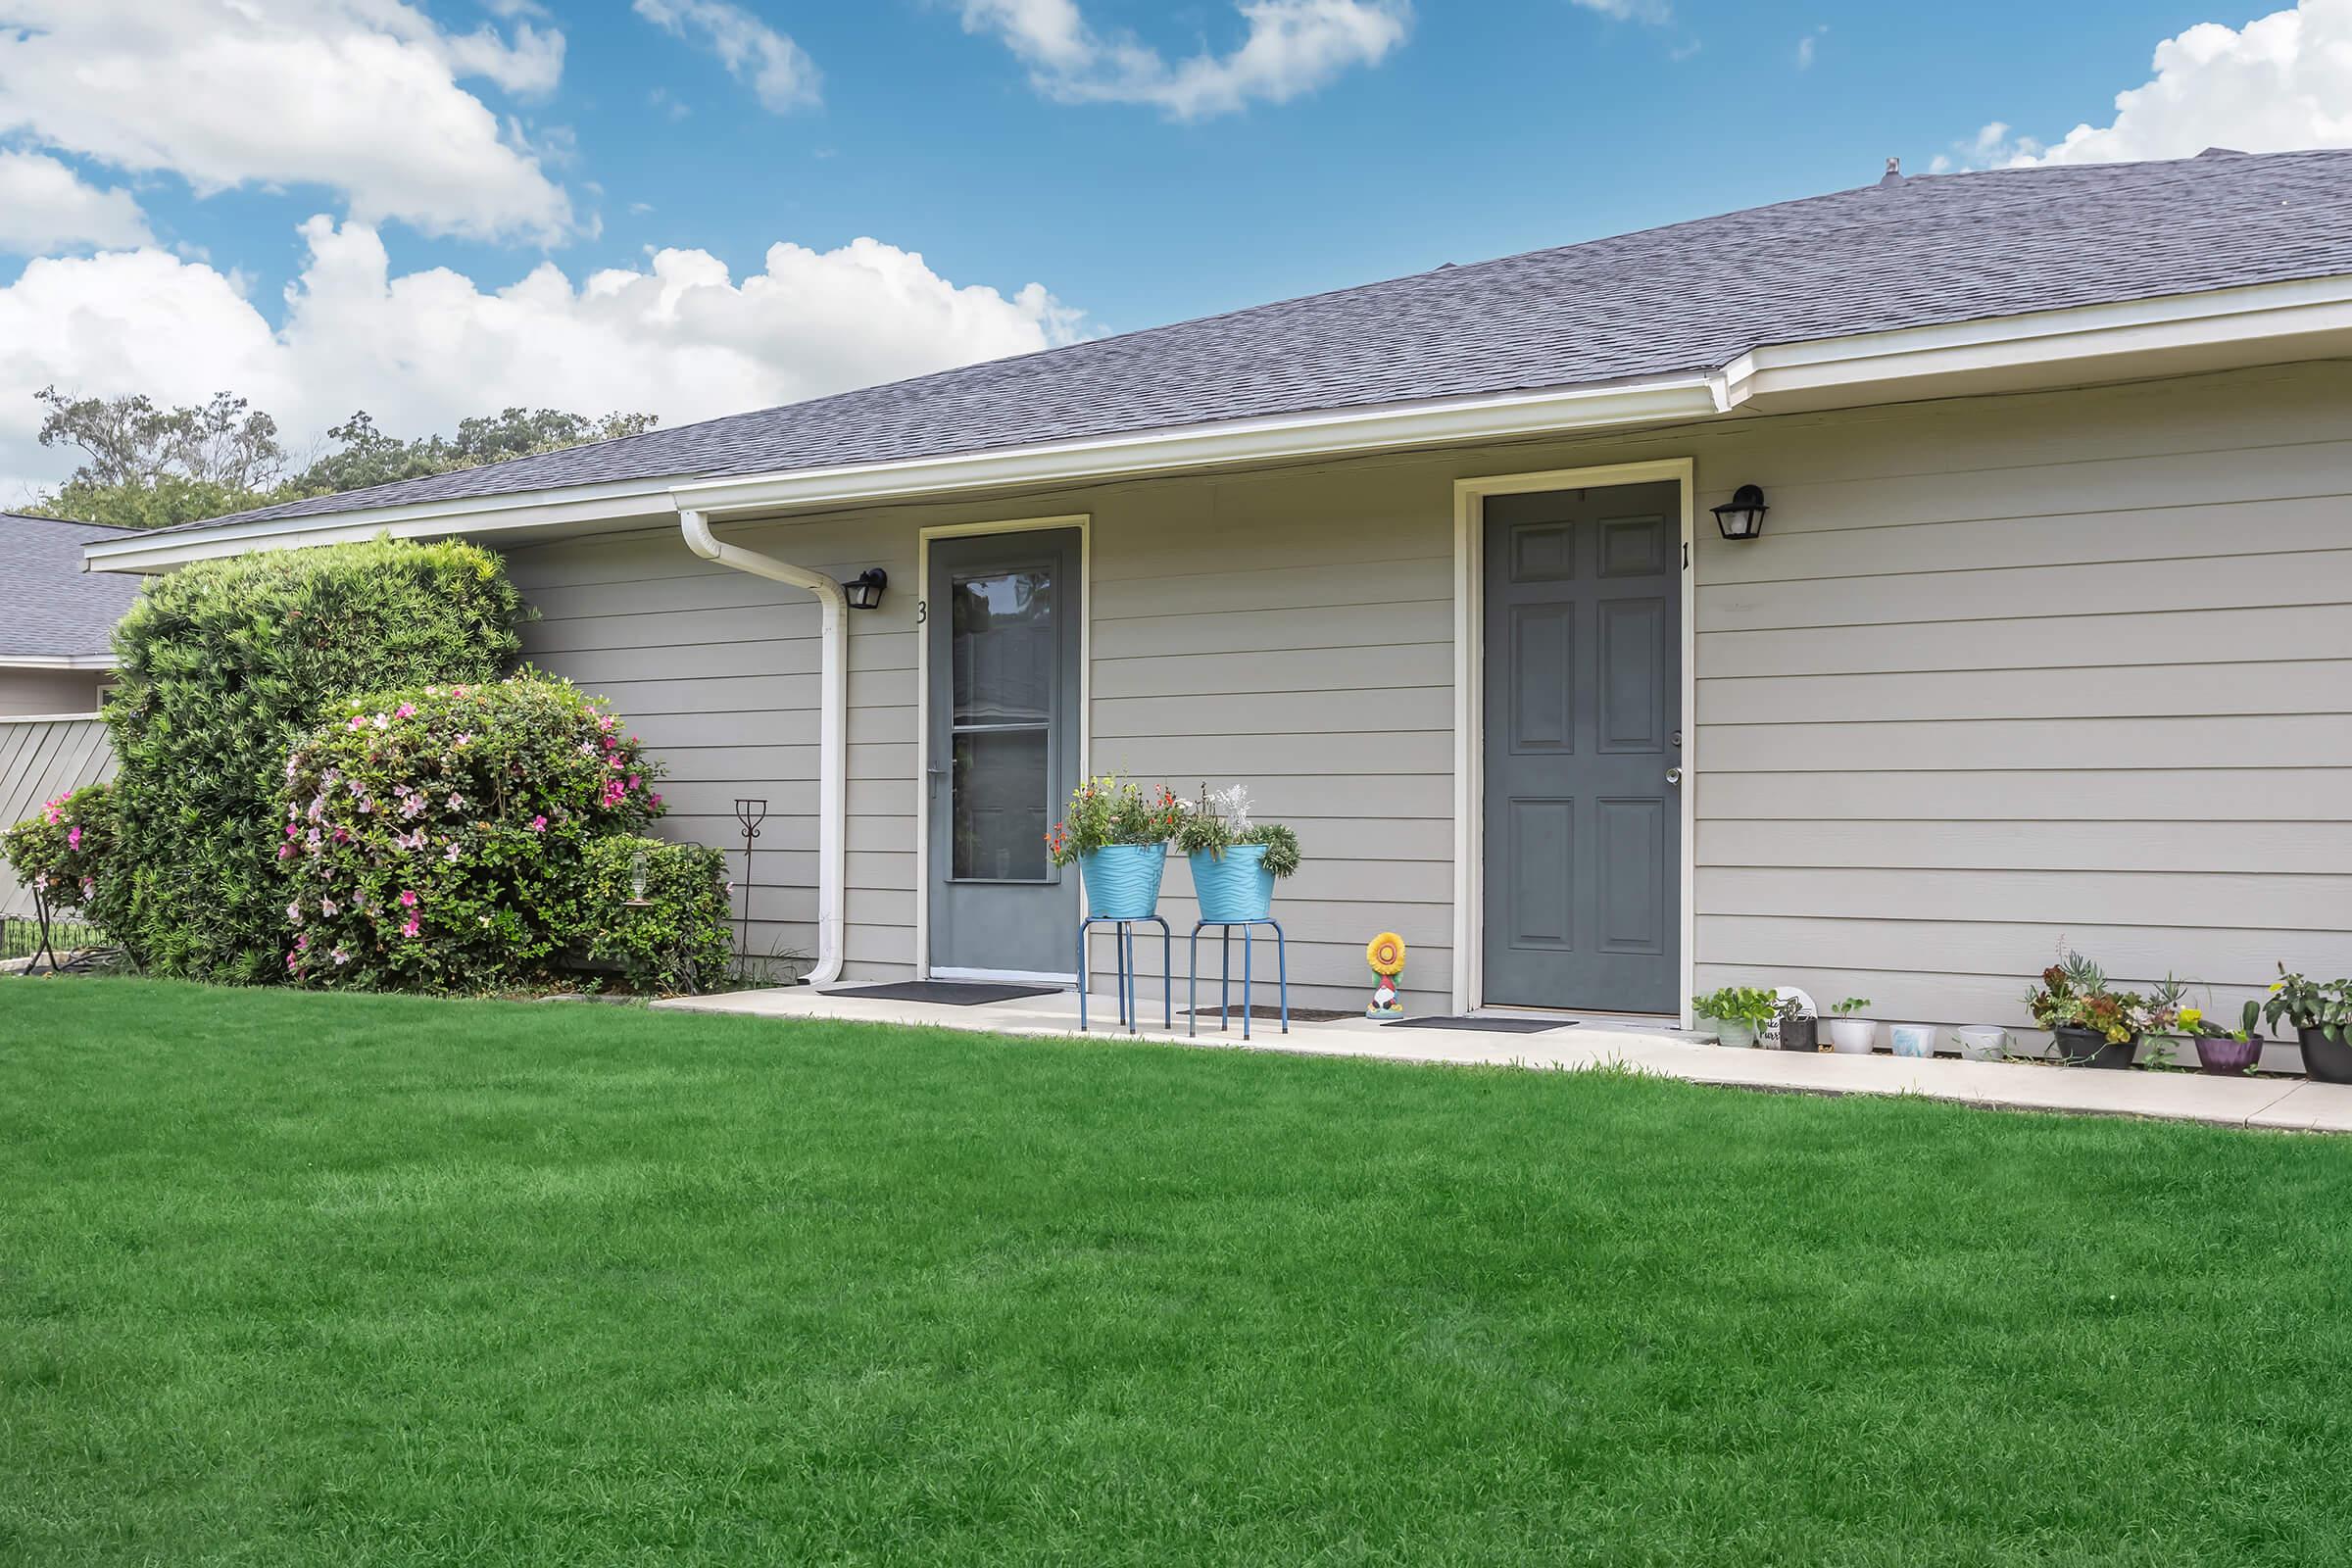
[0,513,141,658]
[170,148,2352,535]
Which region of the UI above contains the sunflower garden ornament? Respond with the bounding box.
[1365,931,1406,1018]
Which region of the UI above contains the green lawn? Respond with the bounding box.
[4,980,2348,1566]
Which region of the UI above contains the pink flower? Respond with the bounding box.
[67,825,81,849]
[295,933,311,952]
[453,685,468,699]
[370,712,390,731]
[400,915,420,939]
[398,890,419,908]
[649,792,662,808]
[286,821,300,838]
[320,898,339,916]
[394,703,416,720]
[455,733,471,748]
[626,774,640,791]
[597,714,615,733]
[443,844,462,864]
[530,814,547,833]
[446,793,464,810]
[80,876,93,896]
[347,714,365,731]
[287,900,303,924]
[331,826,351,844]
[331,948,351,966]
[277,843,296,860]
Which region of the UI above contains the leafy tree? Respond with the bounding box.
[17,390,658,529]
[21,387,286,528]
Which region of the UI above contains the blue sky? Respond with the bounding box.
[0,1,2341,496]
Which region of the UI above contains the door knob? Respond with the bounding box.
[1665,766,1684,786]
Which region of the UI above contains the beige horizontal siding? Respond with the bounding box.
[504,359,2352,1038]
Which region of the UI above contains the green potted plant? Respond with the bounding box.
[1173,783,1300,923]
[1047,774,1185,920]
[2024,950,2177,1070]
[2262,967,2352,1084]
[2174,997,2264,1077]
[1694,986,1777,1049]
[1825,998,1875,1055]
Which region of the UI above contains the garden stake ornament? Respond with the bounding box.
[1366,931,1406,1018]
[731,798,767,960]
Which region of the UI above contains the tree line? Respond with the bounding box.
[15,387,658,530]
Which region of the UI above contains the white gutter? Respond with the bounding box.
[678,508,848,988]
[0,654,118,670]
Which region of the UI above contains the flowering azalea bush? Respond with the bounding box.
[277,674,672,991]
[2,782,121,921]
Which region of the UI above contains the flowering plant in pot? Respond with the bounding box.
[1825,997,1876,1055]
[2261,967,2352,1084]
[1694,986,1777,1049]
[1047,774,1185,920]
[1172,783,1300,923]
[2024,950,2176,1070]
[2173,997,2265,1077]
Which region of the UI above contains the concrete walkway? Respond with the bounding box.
[656,986,2352,1134]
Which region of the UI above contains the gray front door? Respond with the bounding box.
[1482,482,1683,1012]
[926,528,1083,978]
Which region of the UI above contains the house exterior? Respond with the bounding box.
[2,513,136,716]
[86,150,2352,1056]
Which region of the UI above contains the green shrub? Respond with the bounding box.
[279,675,664,992]
[1,782,122,926]
[107,537,523,980]
[578,837,734,994]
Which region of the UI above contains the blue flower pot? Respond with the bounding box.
[1190,844,1273,923]
[1079,845,1166,920]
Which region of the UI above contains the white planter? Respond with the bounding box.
[1712,1018,1757,1049]
[1953,1025,2010,1061]
[1827,1017,1875,1054]
[1888,1024,1936,1058]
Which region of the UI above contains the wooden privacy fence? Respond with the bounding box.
[0,714,114,915]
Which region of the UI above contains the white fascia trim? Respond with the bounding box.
[1712,272,2352,410]
[0,710,104,723]
[81,474,689,574]
[0,654,118,670]
[669,378,1721,516]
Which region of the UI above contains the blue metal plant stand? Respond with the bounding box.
[1077,915,1171,1034]
[1188,918,1289,1040]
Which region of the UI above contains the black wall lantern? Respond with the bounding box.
[1711,484,1769,541]
[843,567,888,611]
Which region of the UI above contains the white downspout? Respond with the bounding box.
[678,508,847,988]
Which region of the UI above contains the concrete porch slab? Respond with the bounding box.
[654,986,2347,1134]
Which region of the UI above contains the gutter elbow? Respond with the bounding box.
[679,507,723,563]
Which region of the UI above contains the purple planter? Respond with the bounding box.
[2193,1034,2263,1077]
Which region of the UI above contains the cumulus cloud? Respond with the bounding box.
[960,0,1410,118]
[0,151,153,254]
[632,0,820,113]
[1946,1,2352,171]
[0,0,575,244]
[0,219,1082,501]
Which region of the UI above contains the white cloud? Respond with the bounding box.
[1951,1,2352,170]
[1795,24,1826,69]
[0,151,153,254]
[1569,0,1671,21]
[0,0,575,244]
[632,0,820,114]
[961,0,1410,118]
[0,218,1083,501]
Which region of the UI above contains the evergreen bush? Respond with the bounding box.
[106,538,522,979]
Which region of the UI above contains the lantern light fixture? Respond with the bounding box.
[843,567,888,611]
[1711,484,1769,541]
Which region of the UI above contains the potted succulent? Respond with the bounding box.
[2262,967,2352,1084]
[1694,986,1777,1049]
[2024,950,2177,1070]
[1774,993,1819,1053]
[2176,997,2265,1077]
[1046,774,1185,920]
[1826,997,1875,1055]
[1173,783,1300,923]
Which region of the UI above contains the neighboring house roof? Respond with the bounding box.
[163,147,2352,535]
[0,513,142,660]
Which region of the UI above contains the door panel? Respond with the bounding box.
[928,529,1082,977]
[1483,483,1682,1011]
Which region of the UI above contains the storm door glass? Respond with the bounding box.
[949,565,1055,881]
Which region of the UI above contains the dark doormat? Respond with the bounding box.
[823,981,1060,1006]
[1186,1004,1357,1024]
[1383,1014,1577,1034]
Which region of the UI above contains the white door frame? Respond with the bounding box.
[1450,459,1697,1024]
[912,513,1092,983]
